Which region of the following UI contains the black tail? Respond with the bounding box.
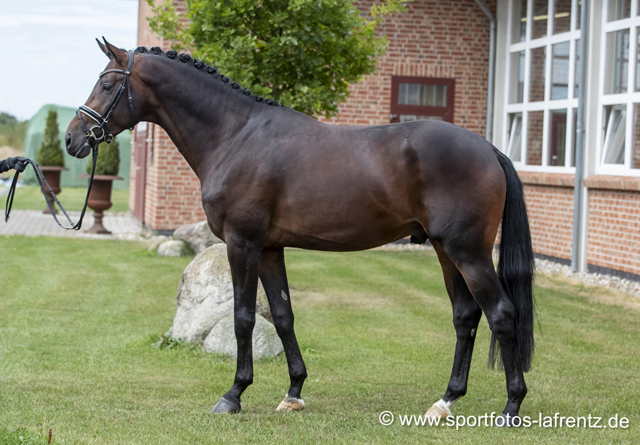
[489,148,536,372]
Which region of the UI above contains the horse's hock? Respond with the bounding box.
[168,244,282,359]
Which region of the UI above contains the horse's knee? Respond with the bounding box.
[270,309,294,333]
[234,310,256,339]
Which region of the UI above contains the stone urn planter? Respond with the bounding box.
[40,166,68,214]
[79,174,123,234]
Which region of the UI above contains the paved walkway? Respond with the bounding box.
[0,210,143,240]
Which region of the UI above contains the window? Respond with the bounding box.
[597,0,640,174]
[507,113,523,162]
[503,0,581,171]
[390,76,455,123]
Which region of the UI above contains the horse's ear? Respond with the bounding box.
[101,37,127,64]
[96,38,111,60]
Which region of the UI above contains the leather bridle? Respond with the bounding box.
[76,49,135,146]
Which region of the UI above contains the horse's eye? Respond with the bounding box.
[101,84,113,93]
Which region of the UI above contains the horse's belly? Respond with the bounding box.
[267,204,421,251]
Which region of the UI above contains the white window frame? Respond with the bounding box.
[596,0,640,176]
[502,0,581,173]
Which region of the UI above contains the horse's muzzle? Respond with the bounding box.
[75,141,93,159]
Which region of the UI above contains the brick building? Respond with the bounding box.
[132,0,640,279]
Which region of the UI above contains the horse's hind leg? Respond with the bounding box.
[259,248,307,411]
[444,244,527,424]
[426,240,482,419]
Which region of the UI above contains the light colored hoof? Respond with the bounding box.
[276,395,305,412]
[425,403,452,420]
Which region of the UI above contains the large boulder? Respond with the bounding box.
[203,314,283,360]
[173,220,223,254]
[157,240,191,257]
[170,244,273,344]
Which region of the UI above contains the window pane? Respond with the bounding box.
[399,115,444,122]
[529,46,546,102]
[576,0,582,29]
[398,83,446,107]
[604,30,630,95]
[509,51,525,103]
[633,104,640,168]
[608,0,631,22]
[527,111,544,165]
[551,42,570,100]
[554,0,572,34]
[512,0,528,43]
[602,105,626,164]
[532,0,548,39]
[548,109,567,166]
[507,113,523,162]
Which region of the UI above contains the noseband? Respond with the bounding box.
[76,49,135,145]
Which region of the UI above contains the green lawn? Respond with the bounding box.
[0,236,638,444]
[0,186,130,213]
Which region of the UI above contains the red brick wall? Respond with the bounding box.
[319,0,495,135]
[133,0,205,230]
[585,177,640,276]
[518,173,576,261]
[526,111,544,165]
[517,173,640,277]
[143,125,206,229]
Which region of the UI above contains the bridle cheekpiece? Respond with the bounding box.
[76,49,135,146]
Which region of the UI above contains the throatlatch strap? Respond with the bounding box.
[4,148,98,230]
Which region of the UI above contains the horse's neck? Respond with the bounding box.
[141,56,259,176]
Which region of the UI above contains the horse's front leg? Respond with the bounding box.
[212,236,263,414]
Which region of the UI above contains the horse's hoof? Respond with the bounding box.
[211,396,241,414]
[276,395,305,412]
[425,401,452,419]
[496,413,520,427]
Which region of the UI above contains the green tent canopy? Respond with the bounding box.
[23,104,131,190]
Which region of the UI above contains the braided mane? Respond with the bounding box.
[135,46,284,107]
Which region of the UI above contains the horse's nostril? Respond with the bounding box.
[66,133,71,148]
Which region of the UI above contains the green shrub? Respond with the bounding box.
[0,111,28,149]
[36,109,65,167]
[86,137,120,176]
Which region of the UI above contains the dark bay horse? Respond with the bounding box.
[65,40,535,424]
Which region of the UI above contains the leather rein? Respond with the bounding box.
[4,50,135,230]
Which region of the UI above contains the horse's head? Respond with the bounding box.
[65,38,141,158]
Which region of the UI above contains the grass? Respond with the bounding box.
[0,186,130,213]
[0,236,638,444]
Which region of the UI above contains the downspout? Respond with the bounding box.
[571,0,589,271]
[475,0,496,142]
